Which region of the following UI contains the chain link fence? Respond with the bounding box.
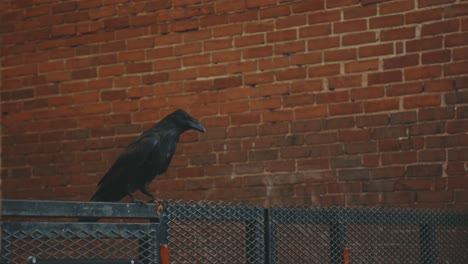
[267,206,468,264]
[166,201,264,264]
[1,222,158,264]
[1,199,467,264]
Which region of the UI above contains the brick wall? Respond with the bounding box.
[1,0,467,208]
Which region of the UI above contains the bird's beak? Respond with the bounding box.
[188,119,206,133]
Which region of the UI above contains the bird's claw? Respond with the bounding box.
[131,198,148,207]
[152,199,166,215]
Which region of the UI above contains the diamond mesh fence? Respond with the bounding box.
[166,201,265,264]
[268,206,468,264]
[1,222,158,264]
[1,200,467,264]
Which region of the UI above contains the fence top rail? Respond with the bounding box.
[1,199,161,220]
[2,199,467,224]
[269,206,468,226]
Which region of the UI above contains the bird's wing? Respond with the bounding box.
[91,134,159,202]
[97,134,159,187]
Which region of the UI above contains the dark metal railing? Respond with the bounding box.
[1,199,467,264]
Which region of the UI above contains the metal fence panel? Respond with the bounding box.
[1,200,467,264]
[1,222,159,264]
[268,206,468,264]
[166,201,265,264]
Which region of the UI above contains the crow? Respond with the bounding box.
[79,109,205,221]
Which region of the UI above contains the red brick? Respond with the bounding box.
[229,113,260,126]
[359,43,393,58]
[380,0,414,15]
[324,48,357,62]
[334,19,367,34]
[422,50,451,64]
[234,34,265,47]
[421,19,459,37]
[297,158,330,170]
[243,46,273,59]
[406,8,443,24]
[299,24,331,38]
[389,111,417,124]
[403,95,441,109]
[447,120,468,134]
[276,39,305,54]
[263,110,294,122]
[364,98,400,113]
[276,68,306,81]
[295,105,328,120]
[383,54,419,70]
[418,191,453,203]
[258,57,289,70]
[405,66,442,81]
[38,61,64,73]
[342,32,377,46]
[418,0,454,8]
[308,36,340,50]
[444,61,468,76]
[259,5,290,19]
[52,24,76,37]
[244,21,274,33]
[345,59,379,73]
[244,72,274,86]
[338,169,371,181]
[52,2,77,13]
[276,14,307,29]
[330,102,364,116]
[453,47,468,61]
[444,3,468,18]
[343,5,376,19]
[266,29,297,43]
[213,24,242,38]
[292,1,324,13]
[250,96,282,110]
[245,0,275,8]
[381,26,416,41]
[213,50,240,63]
[361,0,392,4]
[396,179,432,191]
[71,68,97,80]
[309,64,340,77]
[328,75,362,89]
[99,65,125,77]
[326,0,359,8]
[381,151,417,165]
[370,14,404,29]
[419,107,455,121]
[386,82,422,97]
[368,70,402,85]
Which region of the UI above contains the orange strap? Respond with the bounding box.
[160,244,170,264]
[343,246,350,264]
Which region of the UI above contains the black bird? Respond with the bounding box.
[80,109,205,221]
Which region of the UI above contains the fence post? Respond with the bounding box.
[158,211,170,264]
[264,208,276,264]
[420,224,437,264]
[245,214,266,264]
[329,210,347,264]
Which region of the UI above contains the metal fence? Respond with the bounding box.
[1,199,467,264]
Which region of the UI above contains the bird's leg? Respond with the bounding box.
[126,185,145,206]
[140,183,165,214]
[140,183,156,202]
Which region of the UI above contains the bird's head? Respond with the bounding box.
[170,109,206,133]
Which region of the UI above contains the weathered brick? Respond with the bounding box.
[405,164,443,177]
